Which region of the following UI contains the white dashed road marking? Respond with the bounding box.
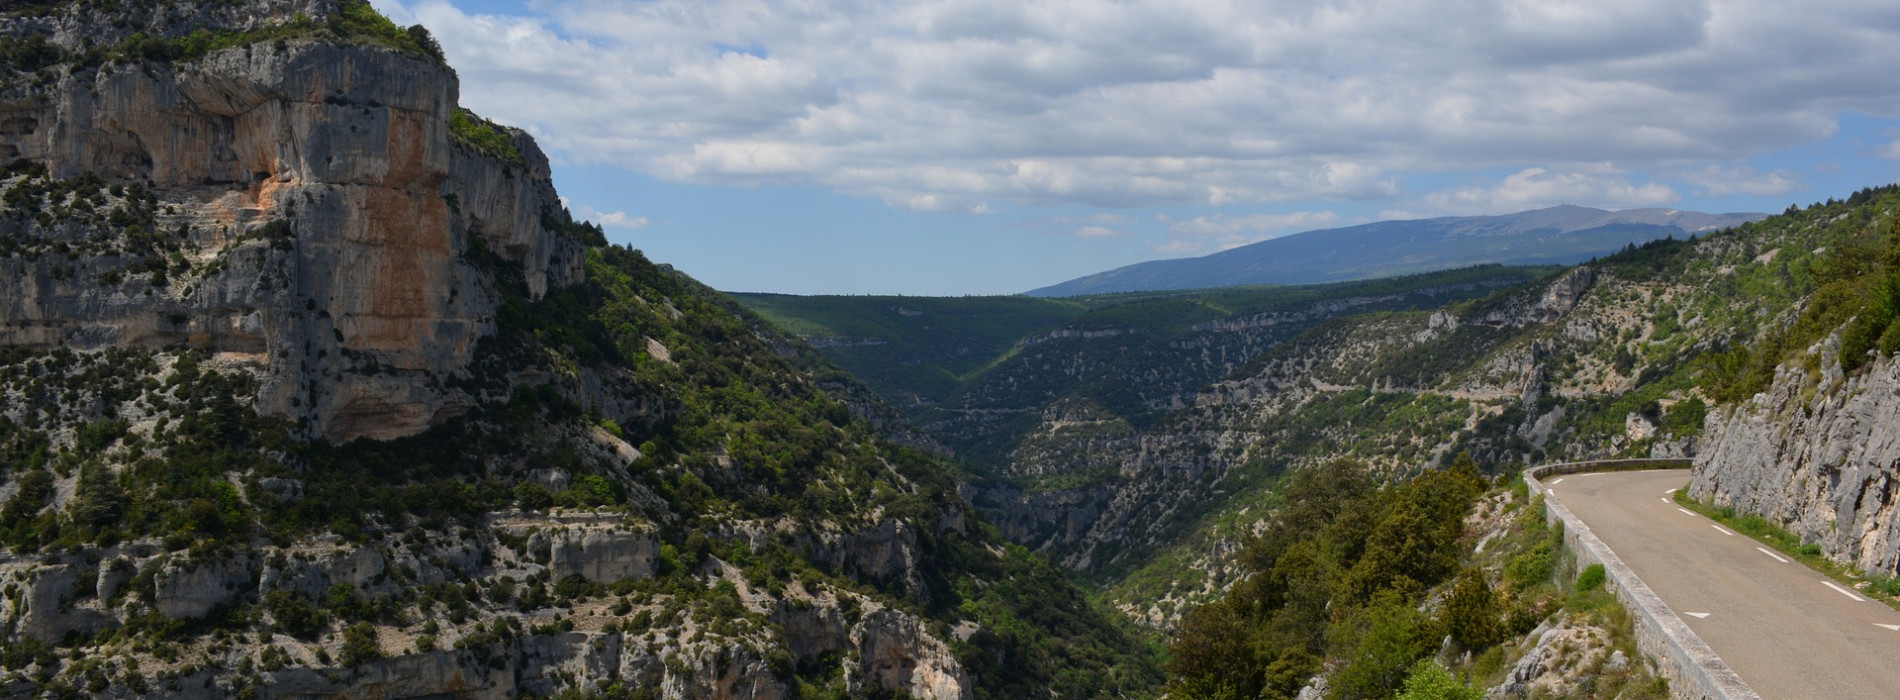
[1712,525,1736,536]
[1685,612,1711,618]
[1756,547,1789,563]
[1822,581,1866,602]
[1677,508,1699,517]
[1878,624,1900,631]
[1552,478,1565,484]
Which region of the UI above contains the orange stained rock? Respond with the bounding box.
[348,111,453,354]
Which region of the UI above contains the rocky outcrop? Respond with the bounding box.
[154,552,259,619]
[1485,618,1624,699]
[0,510,974,700]
[0,2,584,442]
[1692,354,1900,575]
[540,523,658,583]
[848,606,971,700]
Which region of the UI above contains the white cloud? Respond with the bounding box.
[1156,210,1339,253]
[1418,167,1680,215]
[596,212,651,229]
[1677,165,1803,197]
[1876,140,1900,160]
[1070,226,1128,239]
[380,0,1900,212]
[566,200,651,229]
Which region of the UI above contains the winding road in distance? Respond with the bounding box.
[1550,469,1900,699]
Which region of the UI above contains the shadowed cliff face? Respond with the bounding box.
[0,8,583,442]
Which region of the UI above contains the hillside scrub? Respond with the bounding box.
[1704,185,1900,402]
[0,230,1165,696]
[1167,464,1667,700]
[1165,456,1485,700]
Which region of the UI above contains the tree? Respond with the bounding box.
[1166,600,1261,698]
[1441,568,1503,651]
[1328,590,1431,700]
[71,463,126,534]
[406,25,444,62]
[341,621,384,666]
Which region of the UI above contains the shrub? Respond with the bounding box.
[340,621,382,666]
[1395,660,1481,700]
[1329,590,1432,700]
[1576,563,1607,592]
[449,110,524,165]
[265,591,327,640]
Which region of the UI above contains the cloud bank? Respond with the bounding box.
[384,0,1900,217]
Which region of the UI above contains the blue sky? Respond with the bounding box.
[372,0,1900,296]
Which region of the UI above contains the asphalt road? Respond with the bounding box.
[1549,469,1900,700]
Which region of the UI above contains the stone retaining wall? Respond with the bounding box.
[1523,460,1759,700]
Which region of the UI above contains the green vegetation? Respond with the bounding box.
[1,0,445,73]
[1167,466,1673,700]
[1395,660,1481,700]
[1702,185,1900,401]
[736,265,1549,417]
[1165,457,1485,700]
[450,109,526,166]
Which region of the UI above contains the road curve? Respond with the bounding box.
[1550,469,1900,700]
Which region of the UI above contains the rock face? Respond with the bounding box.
[1692,354,1900,575]
[848,606,971,700]
[538,522,659,583]
[0,0,584,442]
[154,553,260,619]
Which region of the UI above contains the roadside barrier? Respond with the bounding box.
[1523,459,1760,700]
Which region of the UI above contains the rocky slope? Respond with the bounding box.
[1689,191,1900,577]
[1693,356,1900,575]
[0,2,1158,698]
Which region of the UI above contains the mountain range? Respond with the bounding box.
[1027,205,1766,297]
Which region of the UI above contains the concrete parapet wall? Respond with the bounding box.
[1523,460,1759,700]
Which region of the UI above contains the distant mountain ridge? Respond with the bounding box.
[1028,204,1767,297]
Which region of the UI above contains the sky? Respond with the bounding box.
[369,0,1900,296]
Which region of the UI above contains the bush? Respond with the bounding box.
[449,110,524,165]
[1576,563,1607,592]
[1395,660,1481,700]
[340,621,382,666]
[265,590,327,640]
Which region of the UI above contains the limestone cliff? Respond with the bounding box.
[1692,353,1900,575]
[0,4,1161,697]
[0,0,584,442]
